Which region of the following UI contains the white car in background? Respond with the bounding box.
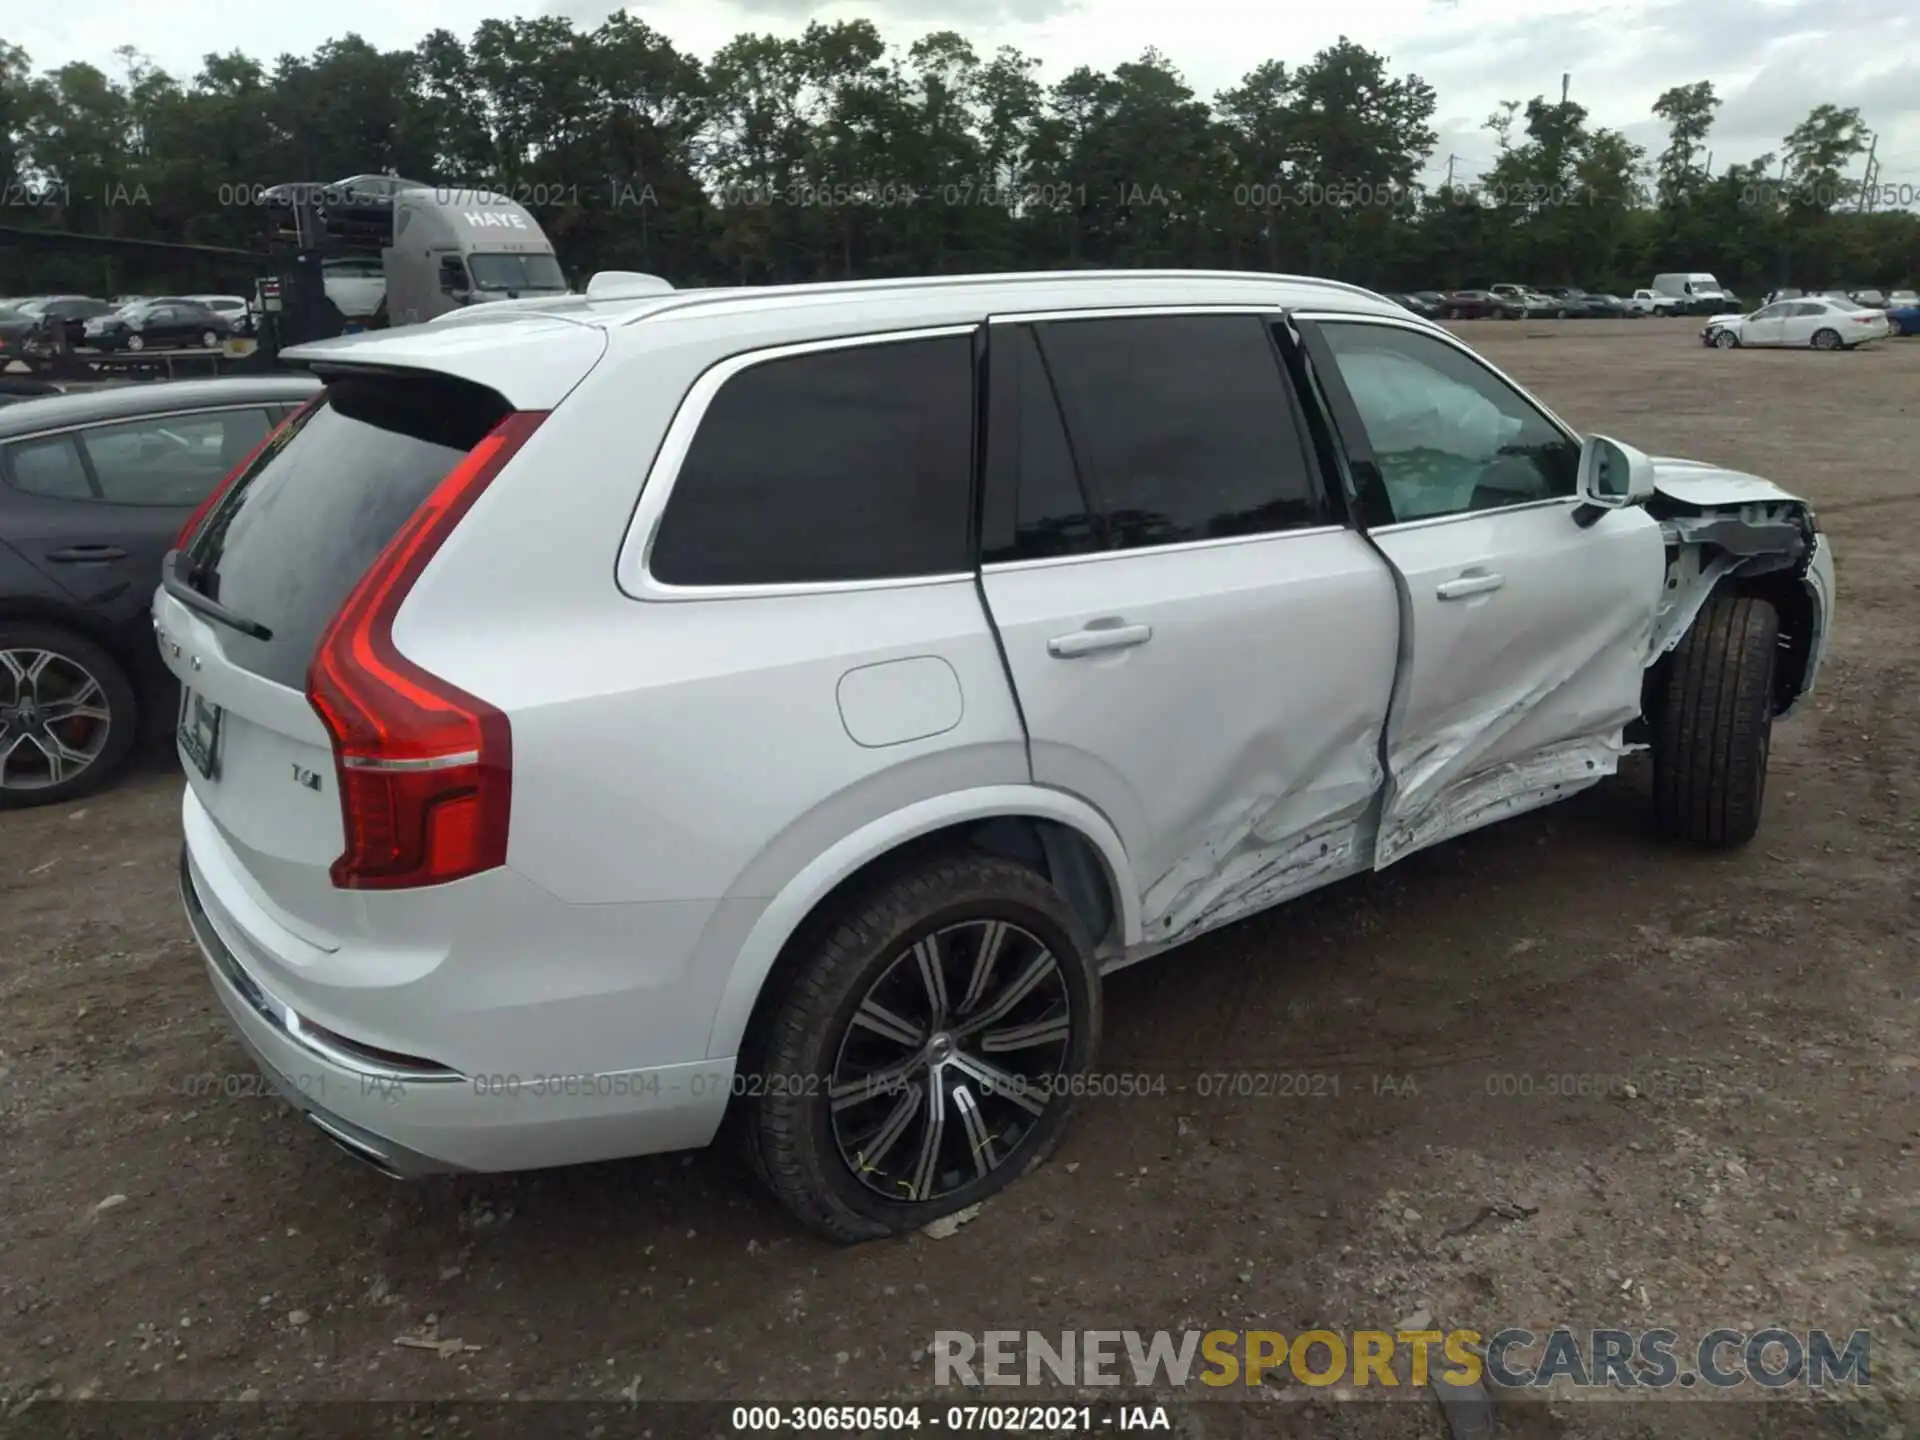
[182,294,253,335]
[1627,289,1684,316]
[1703,296,1891,350]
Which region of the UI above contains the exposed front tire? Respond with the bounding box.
[1713,329,1739,349]
[0,623,139,809]
[744,853,1102,1242]
[1651,594,1780,848]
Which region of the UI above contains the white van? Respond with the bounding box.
[1652,273,1736,314]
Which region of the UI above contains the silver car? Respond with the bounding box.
[157,269,1835,1242]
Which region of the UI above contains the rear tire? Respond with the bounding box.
[1651,594,1779,848]
[0,622,139,810]
[744,853,1102,1242]
[1811,328,1841,351]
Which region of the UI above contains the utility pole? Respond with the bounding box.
[1444,153,1456,192]
[1702,151,1713,179]
[1560,74,1570,105]
[1858,132,1878,212]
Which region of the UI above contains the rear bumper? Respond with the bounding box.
[180,842,737,1174]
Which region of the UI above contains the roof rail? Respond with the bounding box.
[619,268,1379,326]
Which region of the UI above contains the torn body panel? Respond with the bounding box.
[1134,728,1384,948]
[1644,457,1833,713]
[981,527,1402,960]
[1367,500,1666,871]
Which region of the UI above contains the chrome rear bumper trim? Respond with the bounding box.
[178,843,464,1085]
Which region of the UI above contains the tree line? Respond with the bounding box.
[2,15,1914,298]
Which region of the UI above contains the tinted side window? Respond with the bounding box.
[5,434,92,500]
[1032,314,1324,550]
[982,326,1102,563]
[650,334,975,587]
[1318,322,1579,523]
[81,408,271,506]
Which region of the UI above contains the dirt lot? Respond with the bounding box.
[2,318,1916,1436]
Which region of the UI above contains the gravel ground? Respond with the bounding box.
[1,318,1915,1438]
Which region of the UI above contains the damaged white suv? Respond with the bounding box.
[156,270,1834,1241]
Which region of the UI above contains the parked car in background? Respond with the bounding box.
[1627,289,1685,316]
[1538,286,1594,317]
[17,296,119,350]
[1439,289,1524,319]
[0,375,320,806]
[1584,293,1632,317]
[157,268,1832,1240]
[1703,296,1891,350]
[1884,302,1920,337]
[1384,292,1442,318]
[182,294,254,336]
[83,298,233,353]
[0,305,40,363]
[1887,289,1917,308]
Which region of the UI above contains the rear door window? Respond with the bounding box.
[183,372,509,688]
[4,434,92,500]
[648,333,975,587]
[1027,313,1326,550]
[80,408,272,506]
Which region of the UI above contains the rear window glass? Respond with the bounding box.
[648,334,975,587]
[184,373,508,688]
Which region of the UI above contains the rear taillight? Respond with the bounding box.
[175,398,319,549]
[307,410,546,891]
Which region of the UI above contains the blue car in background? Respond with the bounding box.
[1886,304,1920,336]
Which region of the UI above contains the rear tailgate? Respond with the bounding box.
[156,322,604,942]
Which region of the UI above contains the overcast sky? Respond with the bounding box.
[10,0,1919,188]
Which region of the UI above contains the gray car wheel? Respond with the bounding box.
[0,624,139,809]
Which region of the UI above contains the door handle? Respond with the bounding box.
[1047,622,1153,659]
[1435,571,1505,601]
[45,545,129,563]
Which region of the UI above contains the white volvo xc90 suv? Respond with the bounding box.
[154,269,1835,1241]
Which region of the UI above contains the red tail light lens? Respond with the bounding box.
[306,409,547,890]
[175,398,319,550]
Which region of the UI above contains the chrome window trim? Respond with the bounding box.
[986,302,1289,324]
[0,402,284,449]
[616,325,982,603]
[980,523,1349,575]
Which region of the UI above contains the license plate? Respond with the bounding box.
[178,688,223,780]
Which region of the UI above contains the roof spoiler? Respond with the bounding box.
[585,271,674,299]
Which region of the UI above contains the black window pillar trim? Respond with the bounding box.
[1285,316,1396,534]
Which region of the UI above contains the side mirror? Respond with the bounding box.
[1574,434,1655,526]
